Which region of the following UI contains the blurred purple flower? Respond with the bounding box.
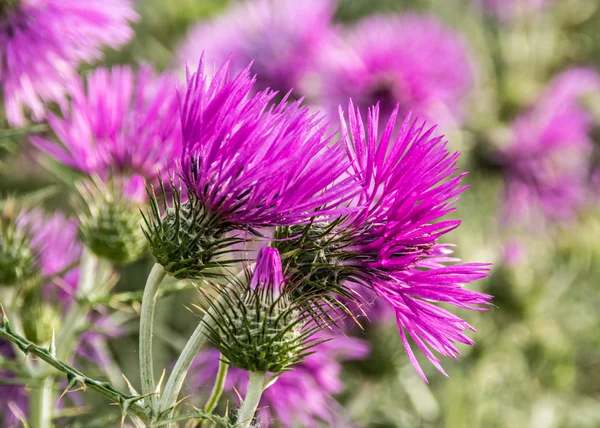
[189,335,369,427]
[180,58,356,226]
[176,0,335,95]
[17,210,81,300]
[32,65,181,201]
[32,66,181,197]
[339,102,491,381]
[317,14,474,128]
[499,68,600,225]
[0,0,137,126]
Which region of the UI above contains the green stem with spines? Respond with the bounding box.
[0,311,150,422]
[139,263,167,416]
[236,371,266,428]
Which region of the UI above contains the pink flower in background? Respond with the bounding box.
[176,0,335,95]
[189,336,369,427]
[0,0,137,126]
[317,14,474,128]
[17,210,81,299]
[500,68,600,225]
[33,66,181,201]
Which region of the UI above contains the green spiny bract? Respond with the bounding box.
[0,210,38,287]
[273,221,363,311]
[142,179,243,279]
[77,180,147,265]
[202,281,324,374]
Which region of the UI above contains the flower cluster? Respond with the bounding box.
[145,57,490,382]
[0,0,137,126]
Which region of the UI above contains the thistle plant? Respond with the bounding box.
[0,9,494,426]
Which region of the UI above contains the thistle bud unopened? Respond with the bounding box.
[21,291,61,345]
[0,209,38,287]
[77,179,147,265]
[204,248,321,374]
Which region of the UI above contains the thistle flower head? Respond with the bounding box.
[33,65,181,200]
[276,102,492,381]
[317,14,473,127]
[500,68,600,225]
[0,0,137,126]
[180,58,356,227]
[177,0,335,94]
[202,247,323,374]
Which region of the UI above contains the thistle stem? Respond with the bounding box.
[29,377,55,428]
[204,356,229,414]
[139,263,166,415]
[0,313,149,422]
[158,316,211,417]
[236,371,266,428]
[55,247,97,361]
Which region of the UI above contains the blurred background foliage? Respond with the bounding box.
[2,0,600,427]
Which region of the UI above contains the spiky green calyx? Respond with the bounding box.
[273,221,360,307]
[142,179,243,279]
[77,180,147,265]
[202,281,323,374]
[0,209,38,287]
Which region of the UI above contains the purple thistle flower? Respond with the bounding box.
[189,335,369,427]
[499,68,600,225]
[32,65,181,201]
[338,102,491,381]
[0,0,137,126]
[180,58,356,226]
[176,0,335,95]
[249,247,284,295]
[317,14,474,128]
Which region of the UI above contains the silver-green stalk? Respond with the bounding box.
[236,371,266,428]
[139,263,167,416]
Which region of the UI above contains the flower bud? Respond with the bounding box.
[20,291,61,345]
[143,179,241,279]
[0,206,38,287]
[77,179,147,265]
[204,248,321,374]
